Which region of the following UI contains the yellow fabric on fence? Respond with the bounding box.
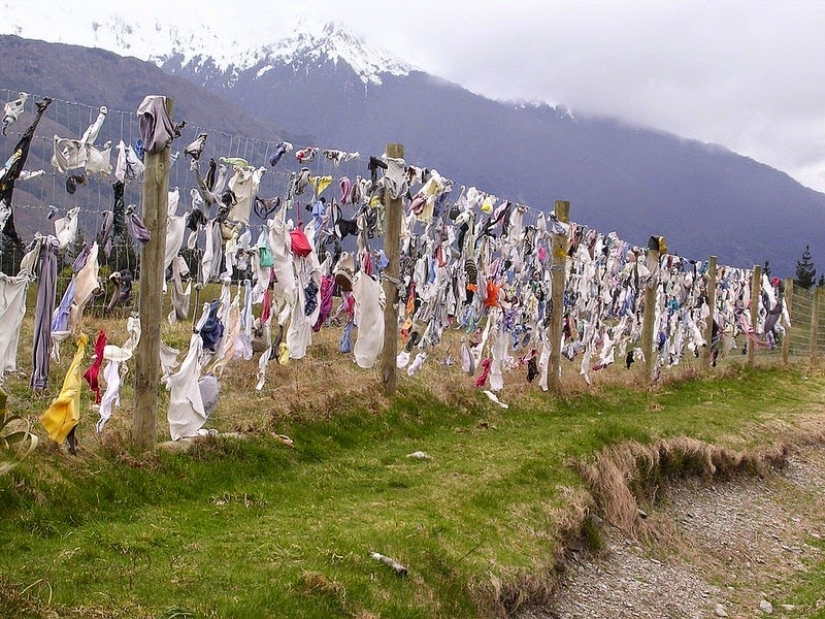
[309,175,333,197]
[41,333,88,444]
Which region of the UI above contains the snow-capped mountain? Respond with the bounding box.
[1,21,823,275]
[155,20,415,94]
[0,11,413,88]
[239,21,414,86]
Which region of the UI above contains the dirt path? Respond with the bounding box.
[519,445,825,619]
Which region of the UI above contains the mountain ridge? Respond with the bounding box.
[0,15,414,87]
[1,31,823,276]
[151,33,825,277]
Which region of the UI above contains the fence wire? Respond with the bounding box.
[0,85,815,411]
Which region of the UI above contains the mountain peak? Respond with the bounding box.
[266,18,415,85]
[0,11,413,86]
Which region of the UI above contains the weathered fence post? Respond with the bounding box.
[782,278,793,366]
[747,265,761,367]
[381,143,404,396]
[702,255,717,370]
[641,237,664,384]
[810,286,820,366]
[133,96,173,451]
[547,200,570,392]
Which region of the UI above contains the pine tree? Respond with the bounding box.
[795,245,817,290]
[819,274,825,288]
[763,260,771,278]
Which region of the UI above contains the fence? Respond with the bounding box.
[786,285,825,360]
[0,88,818,450]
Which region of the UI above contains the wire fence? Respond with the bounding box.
[0,86,815,416]
[785,286,825,360]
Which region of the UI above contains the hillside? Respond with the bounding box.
[156,24,825,276]
[0,35,311,255]
[1,31,825,274]
[0,35,299,142]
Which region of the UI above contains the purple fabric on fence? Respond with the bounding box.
[314,276,334,332]
[31,237,59,389]
[71,243,91,272]
[339,177,351,204]
[136,96,176,154]
[51,276,75,333]
[127,212,152,245]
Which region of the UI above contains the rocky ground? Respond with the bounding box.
[519,445,825,619]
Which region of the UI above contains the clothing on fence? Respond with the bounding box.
[166,332,208,441]
[1,97,51,249]
[0,88,794,416]
[136,96,177,154]
[96,359,122,434]
[2,92,27,136]
[30,236,59,390]
[41,333,88,445]
[0,272,31,382]
[83,330,107,405]
[352,271,386,369]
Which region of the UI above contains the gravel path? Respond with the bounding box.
[519,445,825,619]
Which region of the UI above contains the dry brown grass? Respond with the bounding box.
[573,436,792,540]
[299,570,347,598]
[7,277,776,455]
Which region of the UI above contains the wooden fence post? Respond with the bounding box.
[547,200,570,392]
[782,278,793,366]
[133,96,172,451]
[702,255,717,370]
[748,265,761,367]
[381,143,404,396]
[641,237,664,384]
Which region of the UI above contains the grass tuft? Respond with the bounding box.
[574,435,797,540]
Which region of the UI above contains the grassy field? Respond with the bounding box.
[1,284,824,618]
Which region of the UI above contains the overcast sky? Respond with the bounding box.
[3,0,824,192]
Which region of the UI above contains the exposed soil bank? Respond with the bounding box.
[518,438,825,618]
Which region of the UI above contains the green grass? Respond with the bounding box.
[781,536,825,618]
[3,363,825,618]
